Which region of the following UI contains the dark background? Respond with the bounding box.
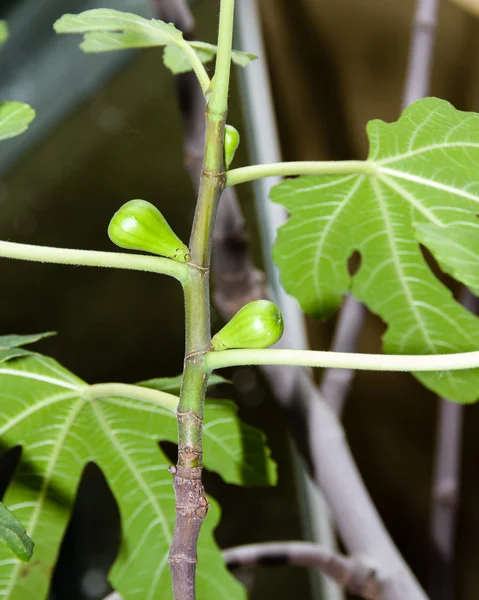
[0,0,478,598]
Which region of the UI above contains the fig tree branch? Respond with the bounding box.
[430,291,474,599]
[154,1,235,598]
[403,0,439,108]
[319,294,366,414]
[223,541,380,599]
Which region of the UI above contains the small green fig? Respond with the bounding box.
[224,124,240,169]
[108,199,190,262]
[211,300,284,351]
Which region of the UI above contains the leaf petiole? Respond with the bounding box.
[226,160,375,187]
[0,240,189,282]
[205,347,479,375]
[85,382,178,412]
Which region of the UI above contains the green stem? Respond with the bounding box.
[226,160,375,187]
[0,240,188,282]
[178,276,210,459]
[208,0,235,116]
[177,7,235,461]
[168,2,235,599]
[179,41,211,94]
[205,348,479,373]
[85,382,178,412]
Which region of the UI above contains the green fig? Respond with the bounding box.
[224,124,240,169]
[108,199,190,262]
[211,300,284,351]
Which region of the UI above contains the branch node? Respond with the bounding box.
[202,169,226,180]
[187,262,210,274]
[169,554,199,565]
[177,410,203,426]
[184,349,207,362]
[175,462,202,479]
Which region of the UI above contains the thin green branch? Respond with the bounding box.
[226,160,374,187]
[0,240,189,282]
[205,348,479,373]
[85,382,178,412]
[208,0,234,115]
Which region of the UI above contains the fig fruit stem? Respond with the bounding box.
[168,1,235,599]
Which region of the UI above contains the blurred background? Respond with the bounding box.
[0,0,479,598]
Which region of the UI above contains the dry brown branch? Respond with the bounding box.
[223,541,380,599]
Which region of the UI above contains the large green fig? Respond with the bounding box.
[211,300,284,351]
[108,199,190,262]
[224,124,240,169]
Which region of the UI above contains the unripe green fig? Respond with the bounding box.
[224,124,240,169]
[108,199,190,262]
[211,300,284,351]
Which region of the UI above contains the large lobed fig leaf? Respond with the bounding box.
[0,354,276,599]
[272,97,479,402]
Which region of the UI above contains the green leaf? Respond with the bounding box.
[272,97,479,403]
[415,223,479,295]
[0,348,32,363]
[54,9,255,78]
[0,332,55,364]
[0,355,275,598]
[163,42,256,75]
[53,9,181,40]
[78,30,164,53]
[54,9,182,53]
[0,102,36,141]
[228,47,258,68]
[139,374,231,395]
[0,333,55,351]
[0,503,34,562]
[0,21,8,45]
